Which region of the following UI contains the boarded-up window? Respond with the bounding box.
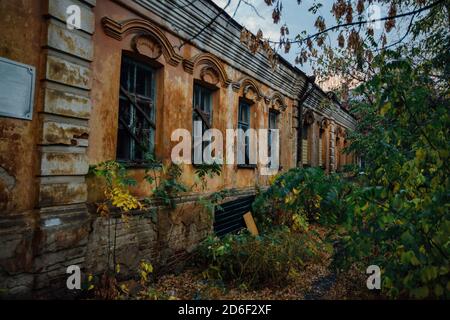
[117,56,156,162]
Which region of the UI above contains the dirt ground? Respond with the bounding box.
[152,253,379,300]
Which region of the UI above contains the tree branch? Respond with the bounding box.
[374,11,417,52]
[269,0,444,46]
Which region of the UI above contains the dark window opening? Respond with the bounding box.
[238,100,252,166]
[117,55,156,163]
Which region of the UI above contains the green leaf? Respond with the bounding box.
[411,286,429,299]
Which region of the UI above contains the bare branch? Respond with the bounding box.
[268,0,444,46]
[374,11,417,52]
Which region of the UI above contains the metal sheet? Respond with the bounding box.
[0,57,35,120]
[214,195,255,237]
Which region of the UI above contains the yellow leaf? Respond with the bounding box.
[380,102,391,116]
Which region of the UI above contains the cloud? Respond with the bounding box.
[213,0,280,40]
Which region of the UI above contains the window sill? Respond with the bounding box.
[118,160,162,170]
[237,164,257,169]
[192,163,223,168]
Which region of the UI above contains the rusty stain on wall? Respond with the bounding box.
[42,121,89,146]
[0,0,357,298]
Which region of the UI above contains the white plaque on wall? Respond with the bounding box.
[0,56,36,120]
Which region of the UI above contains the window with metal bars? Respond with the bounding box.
[117,56,156,162]
[193,84,213,164]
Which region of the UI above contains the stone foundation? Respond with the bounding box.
[0,196,214,299]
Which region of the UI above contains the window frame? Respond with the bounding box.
[237,98,255,168]
[301,124,310,167]
[116,55,157,165]
[192,82,215,165]
[319,129,325,168]
[268,109,280,168]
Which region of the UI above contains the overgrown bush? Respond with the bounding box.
[196,228,328,289]
[252,167,352,232]
[334,56,450,299]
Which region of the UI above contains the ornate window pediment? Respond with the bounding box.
[269,92,287,112]
[132,34,163,60]
[102,17,183,66]
[319,117,330,129]
[336,126,347,138]
[232,77,263,102]
[183,53,231,87]
[303,109,315,126]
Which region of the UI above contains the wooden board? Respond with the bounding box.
[243,212,259,236]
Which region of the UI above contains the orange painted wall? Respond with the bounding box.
[0,0,44,215]
[87,0,296,201]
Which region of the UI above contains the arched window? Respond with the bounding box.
[302,110,315,167]
[188,54,226,165]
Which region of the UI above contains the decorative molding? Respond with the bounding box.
[320,118,330,129]
[303,109,315,126]
[336,126,347,138]
[270,92,287,112]
[232,77,263,101]
[101,17,183,67]
[183,53,231,87]
[200,66,220,86]
[132,34,163,60]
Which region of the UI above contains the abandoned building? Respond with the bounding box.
[0,0,356,298]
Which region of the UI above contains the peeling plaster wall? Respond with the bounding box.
[0,0,42,215]
[0,0,357,298]
[87,0,298,200]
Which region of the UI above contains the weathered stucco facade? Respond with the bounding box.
[0,0,356,298]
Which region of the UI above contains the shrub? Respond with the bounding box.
[252,167,352,232]
[334,57,450,299]
[196,227,327,289]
